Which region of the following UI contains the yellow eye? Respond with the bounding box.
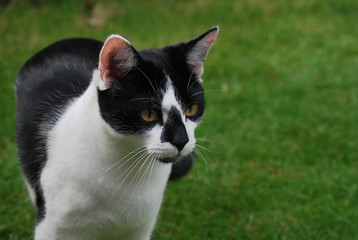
[140,109,159,122]
[185,104,198,117]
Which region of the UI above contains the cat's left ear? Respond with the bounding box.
[99,35,139,89]
[184,26,219,78]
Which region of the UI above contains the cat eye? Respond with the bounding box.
[185,104,198,117]
[140,109,159,122]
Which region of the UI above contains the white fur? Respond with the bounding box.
[24,179,36,204]
[34,72,198,240]
[147,78,198,160]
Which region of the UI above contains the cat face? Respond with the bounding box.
[97,27,218,162]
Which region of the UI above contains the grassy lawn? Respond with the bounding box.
[1,0,357,239]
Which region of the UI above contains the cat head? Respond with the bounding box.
[96,27,219,163]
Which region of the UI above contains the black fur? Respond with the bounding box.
[16,38,102,222]
[161,107,189,152]
[16,28,214,221]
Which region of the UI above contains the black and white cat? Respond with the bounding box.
[16,27,219,240]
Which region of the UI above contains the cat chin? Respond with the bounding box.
[158,153,191,164]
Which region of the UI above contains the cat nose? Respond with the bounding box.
[166,123,189,152]
[161,108,189,152]
[171,133,189,152]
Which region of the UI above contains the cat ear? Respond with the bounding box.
[99,35,138,88]
[184,26,219,78]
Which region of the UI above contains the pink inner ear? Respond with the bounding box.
[194,62,204,76]
[190,29,219,76]
[99,36,129,80]
[205,30,219,48]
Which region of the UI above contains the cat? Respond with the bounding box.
[16,26,219,240]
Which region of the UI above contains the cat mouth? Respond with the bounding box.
[158,152,192,163]
[158,157,178,163]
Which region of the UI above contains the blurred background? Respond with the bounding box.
[0,0,357,239]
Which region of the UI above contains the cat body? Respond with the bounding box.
[34,71,171,239]
[16,27,218,240]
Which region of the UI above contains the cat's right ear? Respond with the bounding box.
[99,35,138,89]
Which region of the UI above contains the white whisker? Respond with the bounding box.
[186,63,200,92]
[131,155,156,197]
[146,155,157,189]
[196,144,218,154]
[129,97,153,102]
[115,154,155,213]
[105,152,148,205]
[196,142,219,164]
[194,148,211,169]
[196,137,219,145]
[192,156,201,179]
[104,147,147,174]
[125,154,152,200]
[135,66,159,98]
[189,89,221,98]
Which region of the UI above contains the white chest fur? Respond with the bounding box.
[36,82,172,240]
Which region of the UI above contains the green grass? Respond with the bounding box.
[1,0,358,239]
